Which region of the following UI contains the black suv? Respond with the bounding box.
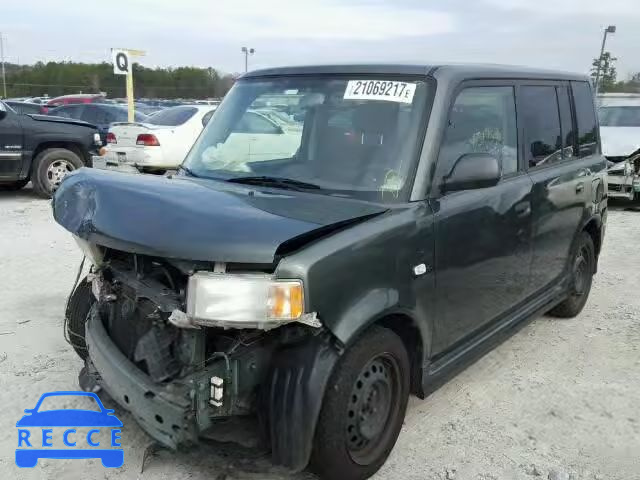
[0,101,101,197]
[55,64,606,480]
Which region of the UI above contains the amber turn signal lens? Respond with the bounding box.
[268,282,304,320]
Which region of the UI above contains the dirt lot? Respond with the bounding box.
[0,186,638,480]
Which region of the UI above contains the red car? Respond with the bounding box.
[47,94,109,107]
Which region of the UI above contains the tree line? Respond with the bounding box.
[590,52,640,93]
[2,61,237,99]
[2,56,638,100]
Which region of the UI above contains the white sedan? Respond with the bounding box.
[94,105,216,173]
[201,109,303,171]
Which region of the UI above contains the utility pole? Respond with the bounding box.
[241,47,255,73]
[594,25,616,95]
[0,32,7,98]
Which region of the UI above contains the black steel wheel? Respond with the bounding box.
[310,326,410,480]
[548,231,595,318]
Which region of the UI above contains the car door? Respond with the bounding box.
[430,83,534,354]
[521,82,594,291]
[0,103,25,179]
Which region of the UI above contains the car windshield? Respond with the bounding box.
[183,76,431,202]
[36,394,101,412]
[111,107,148,123]
[149,106,198,126]
[598,106,640,127]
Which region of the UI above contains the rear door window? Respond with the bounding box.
[520,86,562,168]
[149,106,198,126]
[571,81,598,157]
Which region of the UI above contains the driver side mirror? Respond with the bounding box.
[0,102,7,121]
[443,153,501,193]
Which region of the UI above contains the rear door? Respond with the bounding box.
[431,82,534,354]
[523,81,599,291]
[0,106,25,179]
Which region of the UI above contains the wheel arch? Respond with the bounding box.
[583,217,602,258]
[31,142,87,173]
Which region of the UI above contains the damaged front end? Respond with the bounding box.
[73,245,336,470]
[606,150,640,200]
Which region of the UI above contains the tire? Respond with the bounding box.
[32,148,84,198]
[65,278,95,360]
[310,326,410,480]
[0,179,29,191]
[548,231,595,318]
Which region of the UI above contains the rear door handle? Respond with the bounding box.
[576,183,584,193]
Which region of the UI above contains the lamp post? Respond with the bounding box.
[241,47,255,73]
[594,25,616,95]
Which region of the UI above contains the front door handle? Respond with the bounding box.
[576,183,584,193]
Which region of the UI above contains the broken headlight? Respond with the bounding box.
[186,272,304,329]
[73,236,104,267]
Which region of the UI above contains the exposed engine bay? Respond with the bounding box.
[606,150,640,200]
[76,247,328,450]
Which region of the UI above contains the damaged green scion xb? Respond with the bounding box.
[54,64,607,480]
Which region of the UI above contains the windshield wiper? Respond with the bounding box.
[177,165,200,178]
[227,176,321,191]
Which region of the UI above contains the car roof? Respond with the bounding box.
[242,63,588,82]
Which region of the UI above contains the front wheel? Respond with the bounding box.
[548,231,595,318]
[310,326,410,480]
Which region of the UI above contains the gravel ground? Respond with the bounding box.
[0,186,638,480]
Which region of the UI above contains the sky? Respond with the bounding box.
[2,0,639,78]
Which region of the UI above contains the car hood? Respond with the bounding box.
[53,169,388,264]
[600,127,640,157]
[29,114,97,129]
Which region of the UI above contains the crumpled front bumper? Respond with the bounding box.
[85,307,201,449]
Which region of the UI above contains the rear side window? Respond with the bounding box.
[437,86,518,179]
[571,82,598,157]
[50,105,81,119]
[82,105,110,125]
[521,86,562,168]
[149,106,198,126]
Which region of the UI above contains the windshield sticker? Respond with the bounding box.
[344,80,416,104]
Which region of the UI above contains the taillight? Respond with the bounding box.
[136,134,160,146]
[106,132,117,144]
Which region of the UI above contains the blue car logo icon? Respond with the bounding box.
[16,391,123,468]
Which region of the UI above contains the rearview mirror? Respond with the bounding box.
[0,102,7,121]
[443,153,501,193]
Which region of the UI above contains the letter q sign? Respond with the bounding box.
[112,50,130,75]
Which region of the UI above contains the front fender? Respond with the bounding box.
[264,333,340,472]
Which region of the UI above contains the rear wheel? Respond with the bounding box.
[65,278,95,360]
[548,231,595,318]
[310,326,410,480]
[32,148,84,198]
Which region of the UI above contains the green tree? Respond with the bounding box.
[2,61,235,99]
[590,51,617,92]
